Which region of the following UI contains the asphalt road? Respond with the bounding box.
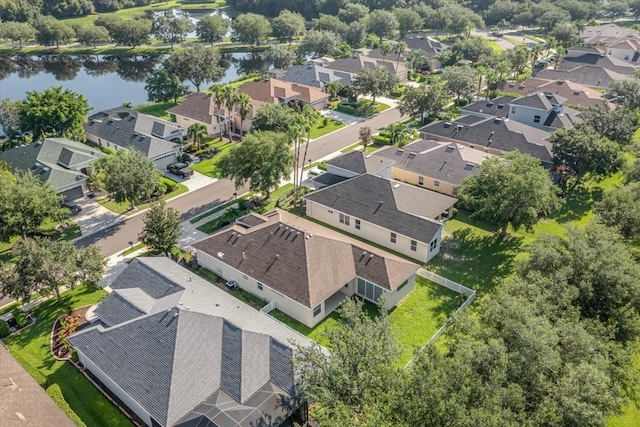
[76,106,405,257]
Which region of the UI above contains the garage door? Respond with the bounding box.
[154,154,178,170]
[61,186,84,201]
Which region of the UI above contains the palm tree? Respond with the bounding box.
[395,41,408,68]
[222,85,236,137]
[530,43,543,72]
[235,93,252,138]
[387,122,413,148]
[379,42,393,61]
[187,123,208,150]
[407,49,429,71]
[210,83,225,141]
[287,116,306,207]
[297,105,320,206]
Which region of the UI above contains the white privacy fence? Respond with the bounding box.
[260,300,276,313]
[404,269,477,369]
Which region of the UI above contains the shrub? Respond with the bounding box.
[374,135,391,145]
[0,320,10,338]
[12,309,28,328]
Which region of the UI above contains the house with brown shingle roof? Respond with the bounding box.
[167,79,329,137]
[192,209,419,327]
[499,78,615,109]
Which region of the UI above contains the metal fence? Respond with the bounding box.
[404,269,477,369]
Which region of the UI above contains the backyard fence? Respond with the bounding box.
[260,300,276,314]
[404,269,477,370]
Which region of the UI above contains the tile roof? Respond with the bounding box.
[304,174,452,243]
[166,92,214,124]
[419,116,553,163]
[237,78,328,105]
[0,137,104,192]
[372,140,494,185]
[85,107,181,159]
[326,150,395,175]
[192,209,419,308]
[68,257,314,427]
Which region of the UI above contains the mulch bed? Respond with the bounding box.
[51,305,91,360]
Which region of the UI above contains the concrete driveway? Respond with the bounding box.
[73,197,121,238]
[164,171,217,191]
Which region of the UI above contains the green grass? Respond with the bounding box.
[270,277,458,366]
[374,102,391,113]
[262,183,294,212]
[189,141,239,178]
[365,143,386,153]
[189,198,243,224]
[97,177,188,215]
[136,101,177,121]
[340,142,362,153]
[502,36,526,46]
[3,286,132,427]
[121,242,145,256]
[0,219,81,264]
[485,40,504,53]
[309,118,345,139]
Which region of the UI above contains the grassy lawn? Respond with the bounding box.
[0,219,82,264]
[121,242,145,256]
[374,102,391,113]
[136,101,177,121]
[502,35,526,46]
[3,286,132,427]
[270,277,458,366]
[365,143,386,153]
[261,183,294,212]
[309,118,345,139]
[340,142,362,153]
[485,40,504,53]
[97,177,188,215]
[189,140,239,178]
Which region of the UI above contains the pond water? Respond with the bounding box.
[0,50,270,113]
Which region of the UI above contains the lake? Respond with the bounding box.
[0,51,271,113]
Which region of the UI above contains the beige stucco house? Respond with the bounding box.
[303,174,456,263]
[192,209,419,328]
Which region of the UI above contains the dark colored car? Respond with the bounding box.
[167,162,194,178]
[63,200,82,215]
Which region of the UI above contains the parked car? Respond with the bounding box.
[307,168,322,178]
[63,200,82,215]
[226,280,238,290]
[167,162,194,179]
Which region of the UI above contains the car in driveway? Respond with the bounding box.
[167,162,194,179]
[63,200,82,215]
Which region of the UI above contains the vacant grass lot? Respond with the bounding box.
[97,177,188,215]
[3,286,132,427]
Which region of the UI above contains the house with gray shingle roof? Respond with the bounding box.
[85,106,185,170]
[193,209,420,327]
[580,24,640,64]
[68,257,315,427]
[498,78,615,109]
[304,174,454,263]
[0,137,105,200]
[313,54,407,86]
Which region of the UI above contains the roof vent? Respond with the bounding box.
[493,118,502,124]
[497,104,504,109]
[445,146,455,153]
[217,252,225,258]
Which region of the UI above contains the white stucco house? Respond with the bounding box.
[192,209,420,328]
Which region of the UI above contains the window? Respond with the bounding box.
[434,180,440,187]
[355,219,361,230]
[418,176,424,186]
[410,240,417,251]
[533,115,541,123]
[257,282,263,290]
[313,305,322,317]
[511,106,516,114]
[429,239,438,252]
[339,213,350,226]
[397,280,408,292]
[357,277,383,302]
[390,232,397,244]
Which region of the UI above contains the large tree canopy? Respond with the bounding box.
[352,65,398,104]
[456,151,561,235]
[164,46,224,92]
[218,131,293,198]
[139,201,182,254]
[97,149,162,209]
[0,170,66,241]
[18,86,90,141]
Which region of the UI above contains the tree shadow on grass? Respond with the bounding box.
[551,185,604,224]
[428,228,524,297]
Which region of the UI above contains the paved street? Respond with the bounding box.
[76,106,405,257]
